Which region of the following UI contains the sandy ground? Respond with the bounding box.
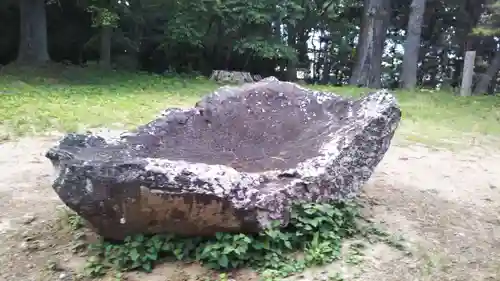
[0,136,499,281]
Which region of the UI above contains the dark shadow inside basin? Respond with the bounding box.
[127,84,352,173]
[67,83,355,173]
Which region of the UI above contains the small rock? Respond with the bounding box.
[19,241,30,251]
[19,241,43,252]
[21,231,33,240]
[22,214,37,225]
[486,218,500,225]
[427,188,438,194]
[46,259,65,272]
[318,273,329,281]
[37,241,48,249]
[58,272,68,280]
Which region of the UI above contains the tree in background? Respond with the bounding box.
[349,0,391,88]
[1,0,500,93]
[474,0,500,94]
[400,0,426,89]
[86,1,120,69]
[17,0,50,64]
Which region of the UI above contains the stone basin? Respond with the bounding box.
[45,77,401,240]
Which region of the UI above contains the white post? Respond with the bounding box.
[460,50,476,96]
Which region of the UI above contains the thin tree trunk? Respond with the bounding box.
[286,24,297,81]
[129,0,143,70]
[460,50,476,97]
[474,50,500,94]
[99,25,113,69]
[349,0,391,88]
[321,60,332,84]
[401,0,427,89]
[488,72,498,95]
[321,41,333,84]
[224,47,232,70]
[452,0,485,88]
[17,0,50,64]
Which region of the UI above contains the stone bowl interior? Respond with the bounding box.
[64,82,360,173]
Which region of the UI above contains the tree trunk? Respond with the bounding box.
[321,42,333,84]
[401,0,427,89]
[451,0,486,88]
[349,0,391,88]
[321,60,332,84]
[99,25,113,69]
[286,24,297,81]
[460,50,476,97]
[487,72,498,95]
[129,0,144,70]
[473,50,500,95]
[17,0,50,65]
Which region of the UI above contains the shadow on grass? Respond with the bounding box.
[1,63,209,86]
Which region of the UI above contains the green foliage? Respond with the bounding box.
[474,1,500,35]
[67,213,85,231]
[83,200,372,279]
[234,37,298,60]
[57,208,85,232]
[211,273,230,281]
[3,0,500,91]
[152,0,306,63]
[87,6,120,27]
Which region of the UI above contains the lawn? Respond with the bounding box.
[1,66,499,147]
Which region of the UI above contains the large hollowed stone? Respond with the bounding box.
[46,77,401,240]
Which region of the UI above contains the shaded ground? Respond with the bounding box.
[0,136,499,281]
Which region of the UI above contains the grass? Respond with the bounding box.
[0,65,499,147]
[313,85,500,147]
[0,66,216,136]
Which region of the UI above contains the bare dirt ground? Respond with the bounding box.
[0,136,499,281]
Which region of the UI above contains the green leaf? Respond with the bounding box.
[146,251,158,261]
[215,232,224,240]
[141,262,153,272]
[128,248,140,261]
[222,246,234,254]
[200,245,213,258]
[218,255,229,268]
[131,241,142,248]
[161,242,172,252]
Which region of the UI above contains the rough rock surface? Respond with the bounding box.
[45,77,401,240]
